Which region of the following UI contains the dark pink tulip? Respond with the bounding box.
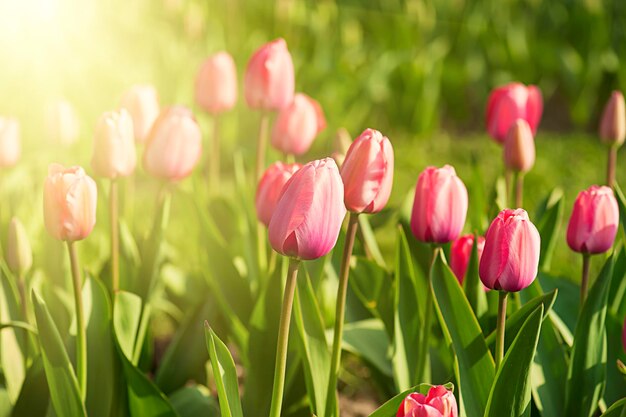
[340,128,394,214]
[271,93,326,155]
[479,209,540,292]
[195,51,238,114]
[268,158,346,260]
[486,82,542,143]
[599,90,625,147]
[410,165,468,244]
[566,185,619,254]
[396,385,458,417]
[256,162,302,227]
[504,119,535,173]
[244,38,294,111]
[450,234,485,285]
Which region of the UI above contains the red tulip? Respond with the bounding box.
[479,209,540,292]
[503,119,535,173]
[256,162,302,227]
[271,93,326,155]
[91,109,136,178]
[450,234,485,285]
[599,90,625,147]
[397,385,458,417]
[486,82,542,143]
[566,185,619,254]
[410,165,468,244]
[0,117,20,168]
[195,51,238,114]
[268,158,346,260]
[120,85,160,144]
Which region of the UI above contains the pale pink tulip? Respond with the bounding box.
[91,109,136,178]
[486,83,542,143]
[397,386,458,417]
[256,162,302,226]
[599,91,626,147]
[0,117,20,168]
[195,52,238,114]
[271,93,325,155]
[120,85,160,143]
[450,234,485,285]
[504,119,535,173]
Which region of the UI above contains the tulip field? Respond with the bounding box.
[0,1,626,417]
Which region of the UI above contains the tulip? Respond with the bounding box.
[450,234,485,285]
[504,119,535,173]
[486,82,543,143]
[195,52,238,114]
[397,386,458,417]
[256,162,302,227]
[6,217,32,278]
[0,117,20,168]
[45,99,80,146]
[120,84,160,143]
[599,91,626,186]
[143,106,202,181]
[410,165,468,244]
[91,109,136,178]
[340,128,394,214]
[271,93,326,156]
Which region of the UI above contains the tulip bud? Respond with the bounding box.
[269,158,346,260]
[450,234,485,285]
[120,85,160,143]
[397,385,458,417]
[566,185,619,254]
[244,38,295,111]
[479,209,540,292]
[410,165,468,244]
[91,109,136,178]
[44,164,97,242]
[340,128,394,214]
[271,93,326,155]
[599,91,626,147]
[503,119,535,173]
[6,217,32,277]
[0,117,20,168]
[332,128,352,167]
[195,52,238,114]
[486,83,543,143]
[143,106,202,181]
[256,162,302,226]
[45,99,80,146]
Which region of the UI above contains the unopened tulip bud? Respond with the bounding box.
[195,52,238,114]
[566,185,619,254]
[271,93,326,155]
[599,91,626,147]
[120,85,160,143]
[143,106,203,181]
[504,119,535,173]
[0,117,20,168]
[479,209,540,292]
[486,83,543,143]
[450,234,485,285]
[340,128,394,213]
[397,385,458,417]
[410,165,468,244]
[6,217,32,277]
[91,109,136,178]
[44,164,97,242]
[269,158,346,260]
[256,162,301,226]
[45,100,80,146]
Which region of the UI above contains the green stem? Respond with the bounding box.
[255,112,270,182]
[257,222,268,274]
[504,168,512,207]
[67,241,87,399]
[607,145,617,187]
[110,179,119,293]
[269,258,300,417]
[513,172,524,208]
[495,291,508,371]
[17,271,29,368]
[580,253,591,306]
[326,212,359,414]
[416,246,438,383]
[210,114,220,191]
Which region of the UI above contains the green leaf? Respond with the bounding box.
[565,254,614,417]
[358,215,387,268]
[113,291,143,362]
[613,183,626,233]
[31,291,87,417]
[204,325,243,417]
[468,154,488,232]
[600,398,626,417]
[367,383,455,417]
[609,244,626,317]
[170,385,219,417]
[463,234,488,320]
[604,311,626,405]
[341,319,392,377]
[430,250,494,417]
[11,355,50,417]
[0,266,26,404]
[534,188,564,271]
[484,305,544,417]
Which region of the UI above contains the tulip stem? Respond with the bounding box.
[110,179,119,293]
[607,146,617,187]
[326,212,360,415]
[581,253,591,305]
[67,241,87,400]
[255,112,270,182]
[495,291,508,371]
[505,168,512,206]
[17,271,29,368]
[257,223,268,274]
[210,114,220,191]
[513,172,524,208]
[416,246,439,383]
[269,257,300,417]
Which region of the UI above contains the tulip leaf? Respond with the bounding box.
[565,254,614,417]
[112,291,144,364]
[484,305,544,417]
[534,188,564,272]
[341,319,392,377]
[367,382,455,417]
[31,291,87,417]
[11,355,50,417]
[430,250,494,417]
[599,398,626,417]
[169,384,219,417]
[463,235,488,320]
[603,311,626,405]
[613,182,626,233]
[358,215,387,268]
[0,267,26,404]
[609,244,626,317]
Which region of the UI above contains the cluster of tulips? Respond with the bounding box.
[0,36,625,417]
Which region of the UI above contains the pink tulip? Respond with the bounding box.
[450,234,485,285]
[271,93,326,155]
[256,162,302,226]
[91,109,136,178]
[599,90,625,147]
[244,38,295,111]
[43,164,97,242]
[479,209,540,292]
[143,106,203,181]
[504,119,535,173]
[195,52,238,114]
[120,85,160,143]
[340,128,394,213]
[268,158,346,260]
[486,82,543,143]
[566,185,619,254]
[45,99,80,146]
[397,385,458,417]
[0,117,20,168]
[410,165,468,244]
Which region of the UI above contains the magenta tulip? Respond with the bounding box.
[256,162,302,227]
[486,82,542,143]
[450,234,485,285]
[195,51,238,114]
[410,165,468,244]
[268,158,346,260]
[566,185,619,254]
[599,91,625,147]
[397,385,458,417]
[271,93,326,155]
